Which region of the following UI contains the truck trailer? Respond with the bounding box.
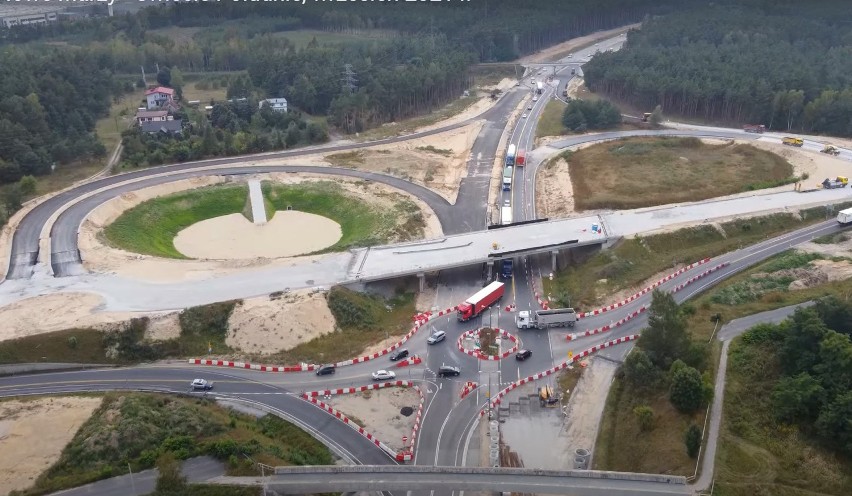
[505,144,516,166]
[837,207,852,224]
[515,308,578,329]
[536,82,543,94]
[516,148,526,166]
[501,205,513,225]
[457,281,505,321]
[502,166,513,191]
[743,124,766,133]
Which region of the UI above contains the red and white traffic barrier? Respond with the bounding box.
[304,380,409,397]
[479,334,640,417]
[567,306,647,341]
[577,258,712,318]
[456,328,519,360]
[460,381,479,400]
[187,359,316,372]
[670,262,729,293]
[396,384,425,462]
[395,356,423,368]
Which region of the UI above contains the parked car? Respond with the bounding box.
[191,378,213,390]
[437,366,460,377]
[372,370,396,381]
[427,330,446,344]
[316,364,336,376]
[389,349,409,361]
[515,349,532,361]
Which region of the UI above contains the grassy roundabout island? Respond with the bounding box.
[103,180,428,259]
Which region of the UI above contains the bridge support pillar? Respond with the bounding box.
[486,261,494,280]
[417,273,425,292]
[551,251,558,273]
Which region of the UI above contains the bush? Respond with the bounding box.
[684,424,702,458]
[633,405,655,431]
[670,365,704,413]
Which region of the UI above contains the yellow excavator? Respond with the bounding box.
[821,145,841,156]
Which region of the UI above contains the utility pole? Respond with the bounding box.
[128,463,136,494]
[341,64,358,94]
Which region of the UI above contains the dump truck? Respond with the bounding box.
[822,176,848,189]
[641,112,652,122]
[743,124,766,133]
[515,308,578,329]
[782,137,804,147]
[516,148,526,166]
[536,81,543,94]
[821,145,841,156]
[505,144,516,166]
[457,281,505,322]
[501,205,513,225]
[502,166,513,191]
[837,207,852,224]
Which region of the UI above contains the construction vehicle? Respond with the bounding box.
[505,144,516,166]
[539,385,560,407]
[641,112,652,122]
[782,137,804,147]
[515,308,578,329]
[837,207,852,224]
[743,124,766,133]
[516,148,525,166]
[821,145,841,156]
[457,281,505,322]
[502,166,513,191]
[822,176,848,189]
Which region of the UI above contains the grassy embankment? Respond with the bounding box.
[103,181,423,259]
[594,248,852,479]
[536,99,568,138]
[12,393,330,496]
[0,285,415,366]
[569,137,798,211]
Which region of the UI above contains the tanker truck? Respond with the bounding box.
[515,308,577,329]
[457,281,505,322]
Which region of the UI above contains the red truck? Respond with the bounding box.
[457,281,505,321]
[516,149,526,166]
[743,124,766,133]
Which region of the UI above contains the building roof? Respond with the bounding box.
[141,120,183,134]
[135,110,169,119]
[263,97,288,103]
[145,86,175,96]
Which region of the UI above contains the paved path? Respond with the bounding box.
[47,456,224,496]
[247,179,267,225]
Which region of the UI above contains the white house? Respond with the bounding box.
[145,86,175,110]
[135,110,168,124]
[259,98,288,113]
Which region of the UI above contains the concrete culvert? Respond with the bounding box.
[400,406,414,416]
[574,457,587,470]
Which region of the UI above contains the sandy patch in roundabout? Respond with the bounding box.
[0,396,102,494]
[173,211,342,260]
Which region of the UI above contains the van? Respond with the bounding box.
[316,364,336,376]
[427,330,446,344]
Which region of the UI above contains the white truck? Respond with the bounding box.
[502,166,513,191]
[501,206,513,225]
[536,81,543,94]
[516,308,577,329]
[837,207,852,224]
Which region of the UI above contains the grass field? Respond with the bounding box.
[259,285,416,365]
[536,99,568,138]
[355,96,480,141]
[715,336,852,496]
[183,81,228,105]
[569,137,796,210]
[19,393,331,495]
[470,64,520,87]
[543,209,837,310]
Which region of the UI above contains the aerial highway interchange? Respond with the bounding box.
[1,31,851,496]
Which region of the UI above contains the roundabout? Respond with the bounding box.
[457,327,519,360]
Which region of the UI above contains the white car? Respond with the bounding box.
[372,370,396,381]
[567,53,573,58]
[532,96,538,102]
[427,330,446,344]
[191,378,213,390]
[594,42,599,46]
[531,78,536,83]
[522,113,527,118]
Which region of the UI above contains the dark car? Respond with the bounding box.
[316,364,336,376]
[516,349,532,361]
[437,366,460,377]
[389,349,409,361]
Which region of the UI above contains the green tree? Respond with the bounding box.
[18,175,36,196]
[157,67,172,87]
[684,424,702,458]
[815,391,852,456]
[771,372,826,423]
[623,348,658,388]
[562,110,587,131]
[639,290,691,369]
[633,405,655,432]
[154,452,187,495]
[670,365,703,413]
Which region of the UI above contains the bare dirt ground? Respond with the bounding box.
[0,293,137,341]
[144,313,181,341]
[536,157,575,218]
[560,357,618,459]
[326,387,421,452]
[226,290,336,355]
[798,237,852,259]
[78,174,441,283]
[0,396,102,494]
[515,24,640,64]
[413,79,516,134]
[174,211,342,260]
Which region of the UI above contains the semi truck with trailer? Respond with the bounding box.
[515,308,578,329]
[457,281,505,321]
[502,166,513,191]
[516,148,525,166]
[501,205,513,225]
[536,82,543,94]
[837,207,852,224]
[743,124,766,133]
[505,144,516,166]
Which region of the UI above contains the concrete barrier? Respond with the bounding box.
[456,328,519,360]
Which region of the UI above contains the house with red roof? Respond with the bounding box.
[145,86,176,110]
